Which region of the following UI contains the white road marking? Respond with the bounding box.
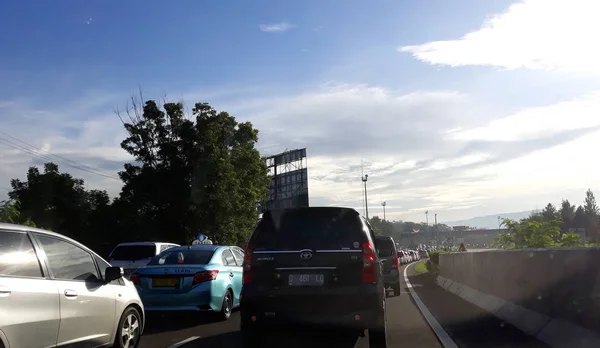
[404,264,459,348]
[166,336,201,348]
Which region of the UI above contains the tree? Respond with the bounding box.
[7,162,112,249]
[541,203,558,222]
[558,199,575,236]
[0,199,36,227]
[583,188,599,241]
[116,99,269,246]
[494,218,560,249]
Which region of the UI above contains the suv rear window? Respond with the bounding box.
[375,237,396,257]
[252,208,365,250]
[109,245,156,261]
[148,250,214,265]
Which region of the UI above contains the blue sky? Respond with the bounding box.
[2,0,600,226]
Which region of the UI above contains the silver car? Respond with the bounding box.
[0,223,145,348]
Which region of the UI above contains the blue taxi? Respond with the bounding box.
[130,244,244,320]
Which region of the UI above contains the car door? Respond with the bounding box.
[34,233,116,347]
[0,230,60,348]
[228,248,244,305]
[220,249,240,300]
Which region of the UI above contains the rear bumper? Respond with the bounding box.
[137,286,224,312]
[240,284,385,329]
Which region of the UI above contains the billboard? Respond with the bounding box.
[261,148,309,212]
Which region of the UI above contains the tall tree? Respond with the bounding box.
[541,203,558,222]
[117,100,269,245]
[583,188,599,241]
[558,199,575,235]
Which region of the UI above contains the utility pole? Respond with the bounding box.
[497,216,501,230]
[425,210,429,233]
[434,213,438,245]
[362,174,369,219]
[382,201,386,221]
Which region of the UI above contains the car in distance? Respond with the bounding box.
[374,235,401,296]
[130,244,244,320]
[108,241,180,278]
[239,207,388,347]
[0,222,144,348]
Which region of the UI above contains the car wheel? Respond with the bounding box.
[392,282,401,296]
[241,318,262,348]
[113,307,142,348]
[218,290,233,321]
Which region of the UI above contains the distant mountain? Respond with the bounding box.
[443,211,533,229]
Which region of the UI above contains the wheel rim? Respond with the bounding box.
[224,293,232,315]
[121,313,140,348]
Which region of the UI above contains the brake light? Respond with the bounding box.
[361,241,377,283]
[392,252,399,269]
[129,272,141,286]
[242,243,253,285]
[192,270,219,285]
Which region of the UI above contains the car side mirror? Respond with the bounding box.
[105,266,124,283]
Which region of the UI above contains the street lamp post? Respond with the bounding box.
[362,174,369,219]
[382,201,386,221]
[497,216,501,230]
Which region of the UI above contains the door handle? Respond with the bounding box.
[0,286,11,297]
[64,289,78,298]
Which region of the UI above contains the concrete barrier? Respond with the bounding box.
[438,248,600,348]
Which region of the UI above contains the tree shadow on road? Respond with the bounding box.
[189,327,364,348]
[144,312,221,335]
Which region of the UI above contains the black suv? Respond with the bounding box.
[240,207,387,347]
[374,236,401,296]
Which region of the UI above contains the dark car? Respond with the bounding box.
[374,236,401,296]
[239,207,388,347]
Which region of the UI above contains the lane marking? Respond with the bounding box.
[166,336,201,348]
[403,264,459,348]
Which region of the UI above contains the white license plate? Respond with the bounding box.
[288,273,325,286]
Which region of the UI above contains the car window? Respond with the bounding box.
[375,238,396,257]
[222,249,236,266]
[0,230,43,278]
[160,244,175,252]
[252,208,365,250]
[109,245,156,261]
[231,249,244,266]
[36,235,99,281]
[148,249,214,266]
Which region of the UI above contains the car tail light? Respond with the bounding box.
[392,252,399,269]
[130,272,141,286]
[242,243,254,285]
[361,241,377,283]
[192,270,219,285]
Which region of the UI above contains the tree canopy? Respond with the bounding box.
[1,98,269,256]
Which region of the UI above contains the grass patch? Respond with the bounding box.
[413,260,428,274]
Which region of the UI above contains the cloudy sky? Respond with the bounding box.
[1,0,600,224]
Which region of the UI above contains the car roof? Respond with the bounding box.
[262,206,360,215]
[114,242,178,247]
[164,245,224,252]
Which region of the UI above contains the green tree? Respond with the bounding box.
[494,218,560,249]
[559,232,583,247]
[558,199,575,236]
[541,203,558,222]
[117,99,269,246]
[583,188,599,241]
[0,199,36,227]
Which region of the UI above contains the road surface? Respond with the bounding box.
[138,261,549,347]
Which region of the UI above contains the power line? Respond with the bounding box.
[0,135,120,180]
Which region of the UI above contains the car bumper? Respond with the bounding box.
[137,286,224,312]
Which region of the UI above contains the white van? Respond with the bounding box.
[108,242,179,277]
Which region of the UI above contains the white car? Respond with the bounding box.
[0,222,145,348]
[109,241,179,278]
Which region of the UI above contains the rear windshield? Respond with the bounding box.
[147,250,215,266]
[375,238,395,256]
[252,208,365,250]
[109,245,156,261]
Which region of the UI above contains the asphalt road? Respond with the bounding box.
[139,262,443,348]
[138,260,549,348]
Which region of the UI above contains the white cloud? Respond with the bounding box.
[3,83,600,223]
[399,0,600,74]
[259,22,294,32]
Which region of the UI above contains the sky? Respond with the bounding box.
[2,0,600,224]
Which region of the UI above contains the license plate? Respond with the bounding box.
[288,273,325,286]
[152,277,179,287]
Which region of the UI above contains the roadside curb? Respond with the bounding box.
[436,276,600,348]
[404,264,459,348]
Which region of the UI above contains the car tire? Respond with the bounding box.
[112,307,142,348]
[241,319,262,348]
[218,290,233,321]
[368,324,388,348]
[392,282,401,296]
